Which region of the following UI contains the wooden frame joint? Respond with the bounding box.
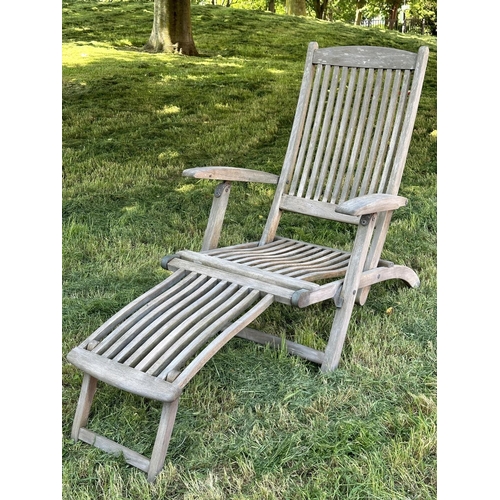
[333,286,344,308]
[359,213,375,226]
[160,254,179,269]
[214,181,231,198]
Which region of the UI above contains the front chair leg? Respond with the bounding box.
[322,213,378,372]
[147,397,180,483]
[71,373,98,441]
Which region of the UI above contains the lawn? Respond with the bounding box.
[62,1,437,498]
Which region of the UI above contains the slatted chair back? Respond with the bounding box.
[261,43,429,244]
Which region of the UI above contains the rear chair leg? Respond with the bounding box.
[147,398,180,483]
[71,373,98,441]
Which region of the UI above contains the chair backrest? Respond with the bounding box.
[261,43,429,244]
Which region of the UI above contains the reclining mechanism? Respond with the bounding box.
[67,42,429,482]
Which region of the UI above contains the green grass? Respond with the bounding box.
[62,1,437,498]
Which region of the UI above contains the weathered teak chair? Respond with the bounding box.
[67,42,429,482]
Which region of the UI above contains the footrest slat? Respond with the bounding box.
[67,348,181,402]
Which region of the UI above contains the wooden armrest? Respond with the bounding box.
[182,166,279,184]
[335,193,407,217]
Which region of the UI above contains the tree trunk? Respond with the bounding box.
[354,1,366,26]
[144,0,198,56]
[286,0,306,16]
[267,0,275,13]
[387,2,401,30]
[313,0,328,19]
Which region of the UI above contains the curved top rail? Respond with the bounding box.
[312,45,426,69]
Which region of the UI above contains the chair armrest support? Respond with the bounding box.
[183,167,278,251]
[183,166,279,184]
[335,194,407,217]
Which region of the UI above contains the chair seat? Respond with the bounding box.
[165,238,353,307]
[205,237,351,281]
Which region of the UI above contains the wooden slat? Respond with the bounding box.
[204,241,260,255]
[146,285,249,377]
[368,70,403,194]
[210,239,303,261]
[98,274,209,359]
[326,68,365,204]
[250,247,333,269]
[377,70,411,194]
[236,327,325,365]
[92,272,202,357]
[158,289,263,379]
[206,238,351,282]
[136,282,239,373]
[320,66,350,202]
[328,67,362,204]
[204,237,352,282]
[349,68,384,199]
[275,254,350,279]
[113,277,220,364]
[343,67,376,200]
[290,63,324,196]
[183,166,279,184]
[78,428,150,473]
[79,270,187,349]
[306,65,338,199]
[167,259,296,303]
[386,46,429,193]
[279,194,360,224]
[312,46,418,70]
[174,294,275,389]
[219,242,321,267]
[259,248,344,269]
[211,236,351,263]
[297,65,332,197]
[358,69,393,198]
[335,67,367,204]
[67,348,182,402]
[123,279,228,368]
[175,251,318,291]
[312,65,341,200]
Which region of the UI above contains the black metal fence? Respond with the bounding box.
[360,17,430,35]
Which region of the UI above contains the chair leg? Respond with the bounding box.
[147,397,180,483]
[71,373,98,441]
[321,213,378,373]
[356,211,393,306]
[321,296,357,372]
